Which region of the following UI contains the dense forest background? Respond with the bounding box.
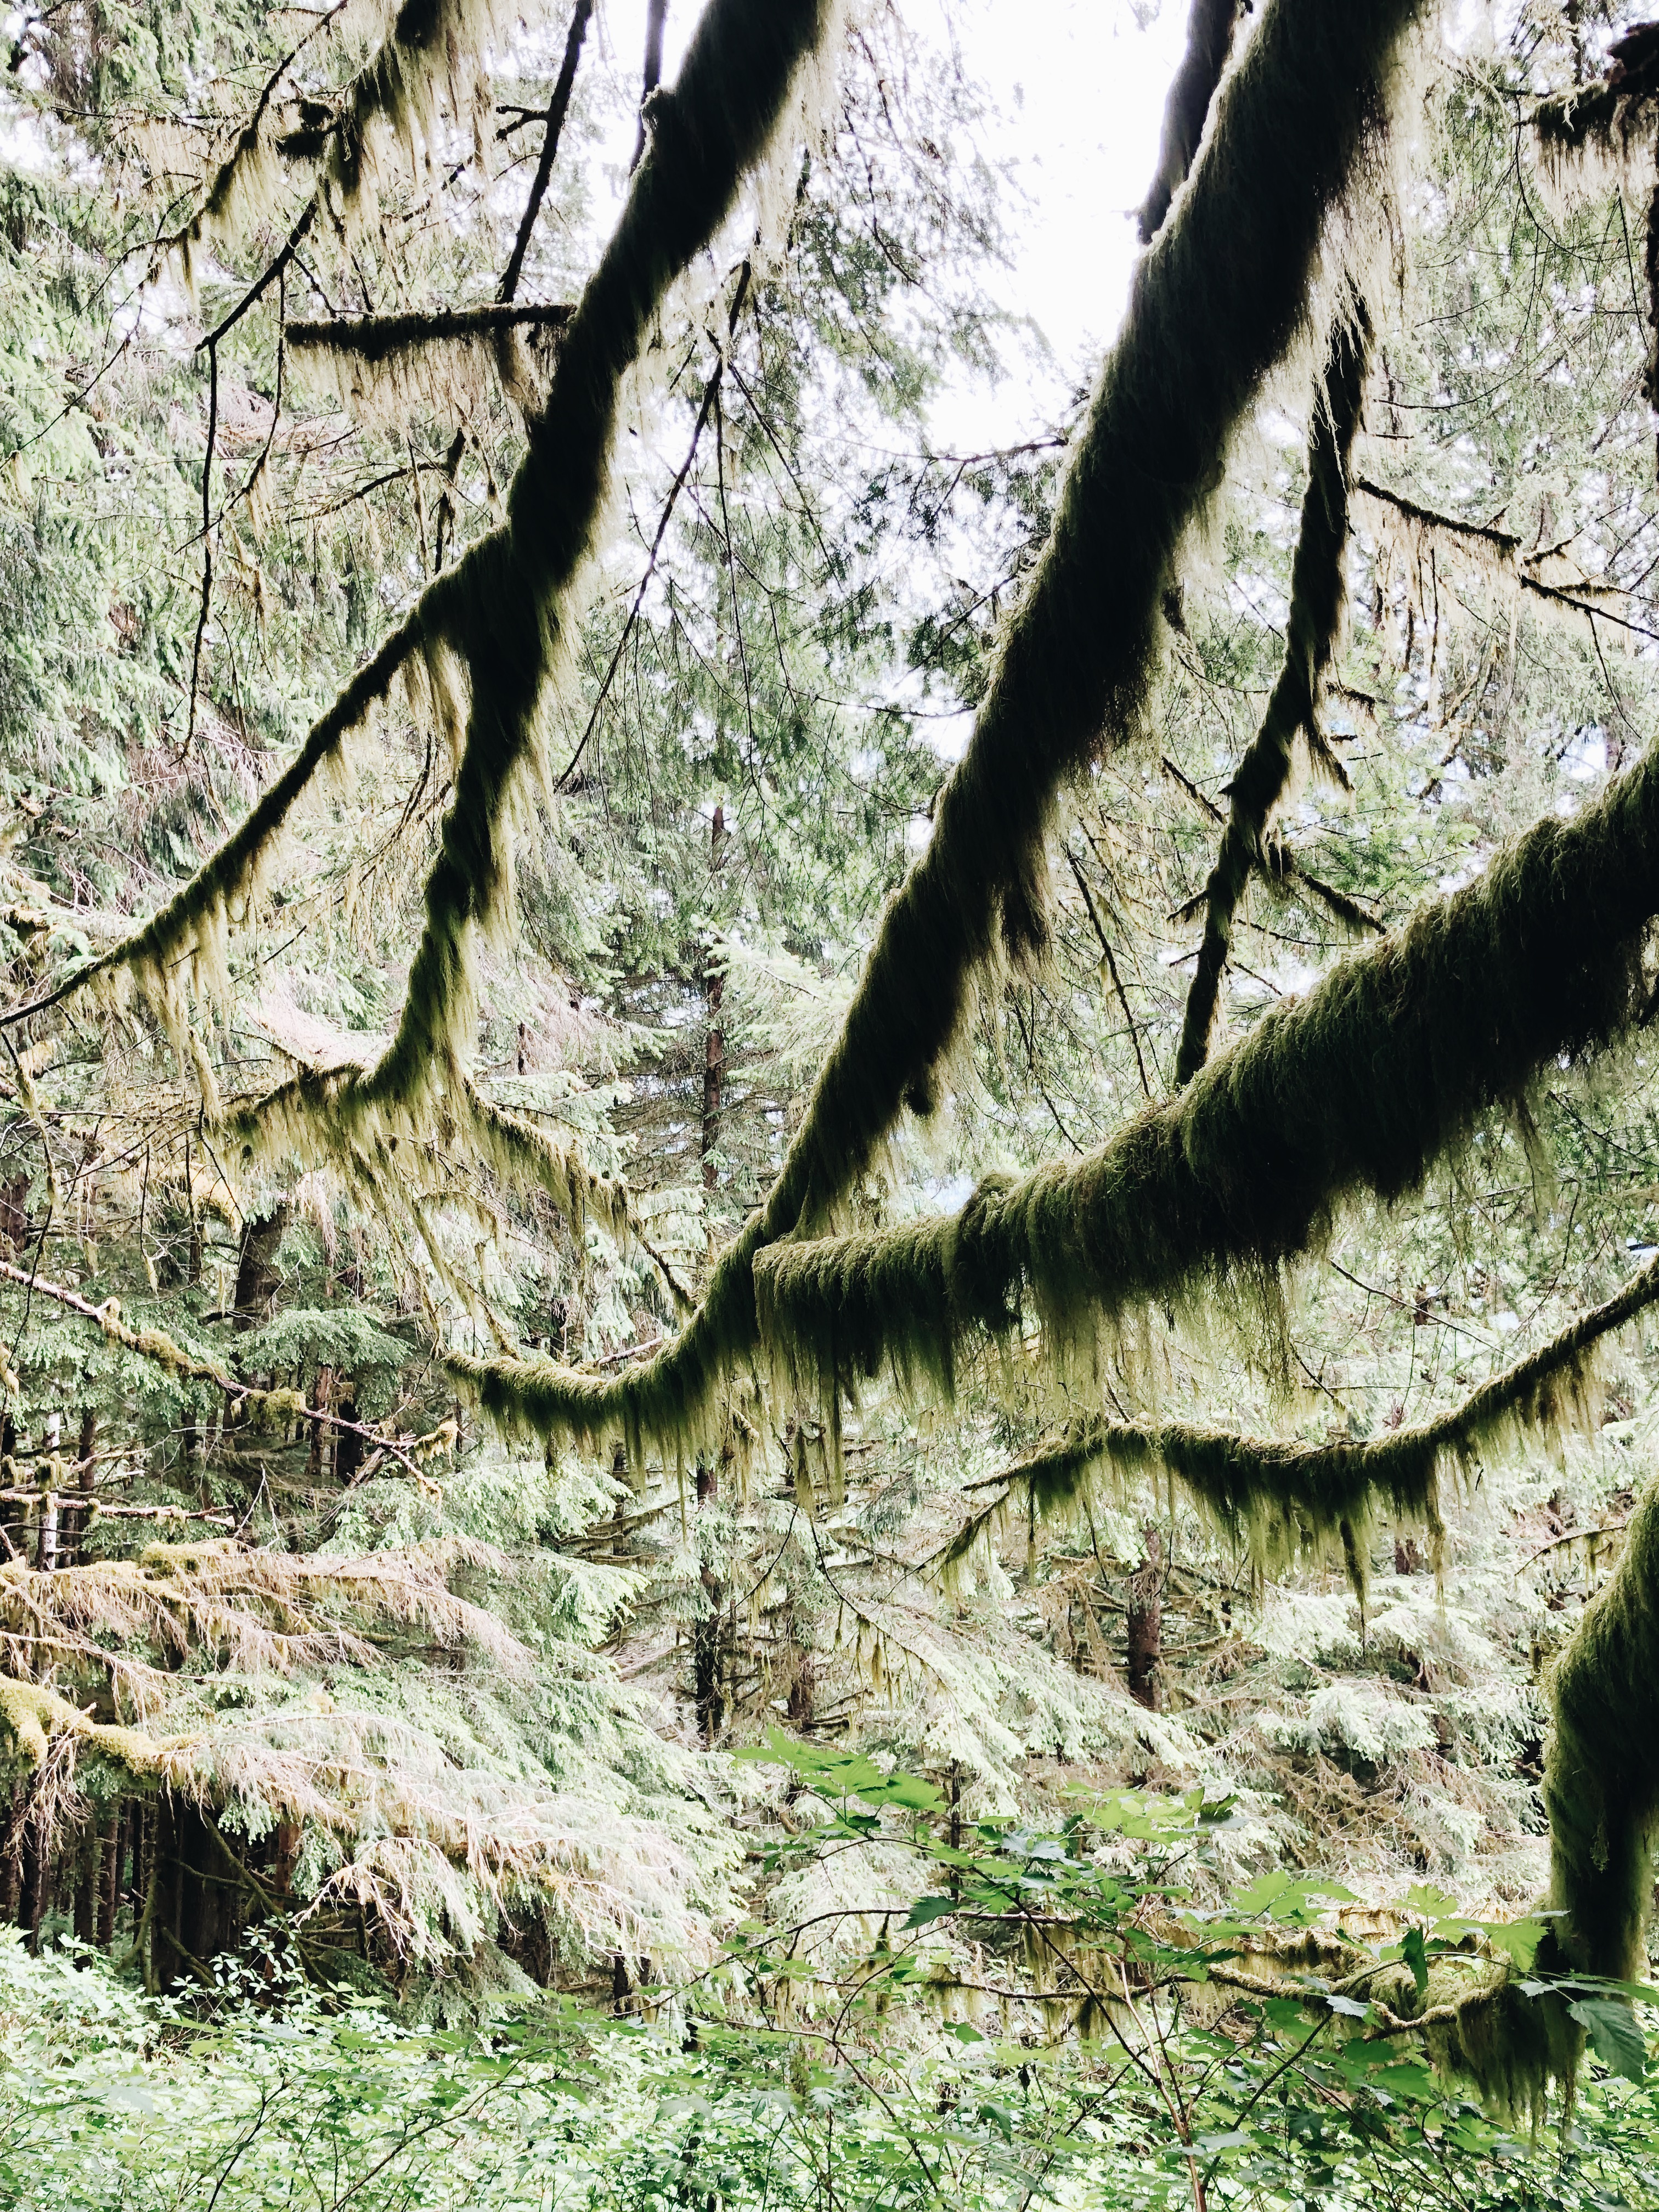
[1,0,1658,2204]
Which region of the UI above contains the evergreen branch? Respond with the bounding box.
[1175,301,1369,1087]
[0,1256,434,1484]
[445,0,1430,1463]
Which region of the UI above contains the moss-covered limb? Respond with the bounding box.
[297,0,839,1129]
[285,304,574,362]
[455,724,1659,1463]
[0,1675,172,1778]
[1137,0,1245,244]
[943,1254,1659,1590]
[172,0,356,259]
[1543,1468,1659,1983]
[748,0,1418,1240]
[752,741,1659,1396]
[1174,302,1370,1087]
[448,1211,772,1466]
[286,304,576,425]
[399,0,1422,1462]
[16,603,443,1035]
[1533,30,1659,174]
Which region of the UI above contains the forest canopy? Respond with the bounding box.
[1,0,1659,2206]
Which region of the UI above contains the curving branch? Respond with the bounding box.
[1173,299,1369,1087]
[934,1252,1659,1592]
[444,0,1431,1461]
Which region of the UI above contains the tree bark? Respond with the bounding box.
[1126,1525,1164,1712]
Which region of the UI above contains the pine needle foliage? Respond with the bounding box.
[1173,300,1370,1086]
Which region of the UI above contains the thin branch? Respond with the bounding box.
[498,0,594,305]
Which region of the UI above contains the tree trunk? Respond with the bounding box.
[75,1814,104,1945]
[333,1389,363,1486]
[693,1455,725,1745]
[99,1802,123,1947]
[1126,1524,1164,1712]
[701,803,726,1194]
[308,1368,333,1483]
[63,1407,96,1565]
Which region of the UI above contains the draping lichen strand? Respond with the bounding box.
[442,0,1425,1463]
[1137,0,1245,242]
[183,0,499,264]
[1173,300,1370,1087]
[749,741,1659,1401]
[957,1252,1659,1594]
[1543,1469,1659,1983]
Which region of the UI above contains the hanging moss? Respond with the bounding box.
[431,0,1427,1460]
[761,0,1418,1240]
[217,0,842,1159]
[751,742,1659,1405]
[285,303,574,425]
[1543,1468,1659,1984]
[1533,35,1659,190]
[234,1058,633,1254]
[61,0,838,1057]
[940,1254,1659,1601]
[178,0,504,268]
[1175,300,1370,1086]
[1137,0,1245,243]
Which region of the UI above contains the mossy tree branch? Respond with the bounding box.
[745,741,1659,1411]
[1137,0,1245,244]
[444,0,1426,1457]
[937,1252,1659,1593]
[1174,301,1369,1087]
[1544,1464,1659,1983]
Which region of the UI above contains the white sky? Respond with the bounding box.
[590,0,1187,444]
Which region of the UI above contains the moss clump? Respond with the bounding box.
[285,303,574,425]
[441,0,1425,1459]
[752,742,1659,1398]
[1175,300,1369,1086]
[0,1674,167,1777]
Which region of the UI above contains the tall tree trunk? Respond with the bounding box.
[334,1389,363,1486]
[701,802,726,1194]
[63,1406,95,1566]
[75,1814,104,1945]
[308,1367,334,1483]
[1126,1525,1164,1712]
[99,1802,123,1948]
[693,1455,725,1745]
